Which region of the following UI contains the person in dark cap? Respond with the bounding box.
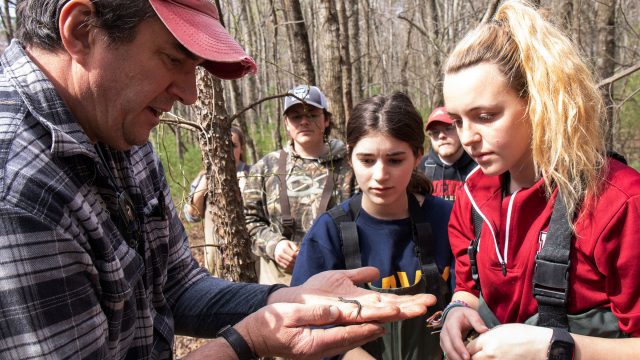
[0,1,434,359]
[244,85,356,286]
[418,106,476,203]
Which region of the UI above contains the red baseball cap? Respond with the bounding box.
[425,106,454,131]
[150,0,257,80]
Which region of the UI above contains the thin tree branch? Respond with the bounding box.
[160,112,204,133]
[397,15,447,57]
[257,59,309,85]
[276,20,306,27]
[397,15,427,37]
[229,93,309,123]
[619,6,639,38]
[598,62,640,88]
[615,86,640,110]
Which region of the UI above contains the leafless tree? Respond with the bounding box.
[282,0,316,84]
[595,0,618,149]
[193,68,257,283]
[318,0,348,140]
[0,0,14,46]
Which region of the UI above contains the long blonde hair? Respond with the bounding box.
[444,0,606,217]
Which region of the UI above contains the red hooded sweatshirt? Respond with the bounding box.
[449,159,640,336]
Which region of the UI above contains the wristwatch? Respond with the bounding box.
[547,328,575,360]
[216,325,257,360]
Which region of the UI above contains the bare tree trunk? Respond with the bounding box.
[1,0,13,45]
[336,0,353,122]
[318,0,347,140]
[259,1,272,142]
[363,0,373,98]
[239,0,259,164]
[399,12,414,95]
[194,2,257,282]
[195,69,257,283]
[175,126,183,161]
[559,0,574,33]
[571,0,582,48]
[269,0,284,150]
[283,0,316,85]
[595,0,617,149]
[424,0,443,106]
[229,79,254,164]
[348,1,363,103]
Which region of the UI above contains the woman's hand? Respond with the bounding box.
[466,323,552,360]
[439,306,488,360]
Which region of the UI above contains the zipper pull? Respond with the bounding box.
[501,262,507,276]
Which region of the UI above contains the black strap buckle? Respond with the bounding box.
[281,217,295,228]
[533,257,570,306]
[467,241,480,289]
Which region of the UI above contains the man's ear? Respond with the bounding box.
[58,0,96,64]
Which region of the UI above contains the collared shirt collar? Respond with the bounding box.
[1,40,97,161]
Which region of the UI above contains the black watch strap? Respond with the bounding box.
[548,328,575,360]
[216,325,257,360]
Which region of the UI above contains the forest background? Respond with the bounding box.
[162,0,640,223]
[1,0,639,356]
[1,0,639,276]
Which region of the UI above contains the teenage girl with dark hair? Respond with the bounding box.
[292,92,453,359]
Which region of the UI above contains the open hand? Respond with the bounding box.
[236,302,386,359]
[269,267,436,324]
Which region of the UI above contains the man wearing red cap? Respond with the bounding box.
[418,107,477,202]
[0,1,433,359]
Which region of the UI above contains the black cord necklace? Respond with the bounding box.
[94,144,141,251]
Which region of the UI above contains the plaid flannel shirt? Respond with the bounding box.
[0,41,273,359]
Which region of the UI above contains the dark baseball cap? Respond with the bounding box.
[283,85,328,115]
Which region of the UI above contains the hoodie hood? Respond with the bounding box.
[424,148,476,181]
[287,138,347,163]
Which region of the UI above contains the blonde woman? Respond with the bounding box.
[439,1,640,359]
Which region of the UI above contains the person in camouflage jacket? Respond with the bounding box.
[243,86,356,285]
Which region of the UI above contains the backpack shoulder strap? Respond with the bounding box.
[607,150,627,165]
[277,149,294,239]
[469,191,573,330]
[317,166,334,215]
[533,192,573,329]
[468,206,483,291]
[328,194,362,270]
[408,194,450,309]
